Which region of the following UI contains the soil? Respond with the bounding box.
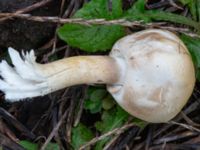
[0,0,61,50]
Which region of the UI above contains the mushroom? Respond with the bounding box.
[0,29,195,123]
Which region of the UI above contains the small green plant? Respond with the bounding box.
[57,0,200,52]
[84,87,107,113]
[57,0,125,52]
[73,86,147,149]
[94,106,129,150]
[72,123,94,150]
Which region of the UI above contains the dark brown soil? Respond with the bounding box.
[0,0,61,50]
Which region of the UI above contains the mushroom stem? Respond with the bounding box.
[0,48,120,100]
[40,56,120,91]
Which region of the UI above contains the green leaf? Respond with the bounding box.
[20,141,59,150]
[45,143,59,150]
[179,0,198,21]
[146,10,200,32]
[180,34,200,67]
[189,1,197,21]
[90,89,107,102]
[124,0,200,31]
[84,89,107,113]
[57,0,125,52]
[179,0,191,5]
[95,106,129,133]
[124,0,151,22]
[197,0,200,21]
[110,0,123,18]
[20,141,38,150]
[102,95,115,110]
[94,106,129,149]
[73,0,109,19]
[72,123,94,150]
[73,0,123,20]
[58,26,124,53]
[84,99,102,113]
[128,0,146,13]
[180,34,200,80]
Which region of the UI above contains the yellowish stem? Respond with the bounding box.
[36,56,120,92]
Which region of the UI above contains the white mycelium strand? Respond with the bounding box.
[0,48,49,101]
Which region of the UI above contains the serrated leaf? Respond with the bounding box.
[72,123,94,150]
[127,0,146,13]
[94,106,129,149]
[124,0,151,22]
[95,106,129,133]
[58,24,124,52]
[73,0,109,19]
[84,89,107,113]
[57,0,125,52]
[74,0,123,20]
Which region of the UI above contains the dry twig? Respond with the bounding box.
[0,13,199,38]
[0,108,35,139]
[40,110,68,150]
[169,121,200,133]
[0,0,52,21]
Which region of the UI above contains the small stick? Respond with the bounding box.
[0,108,35,139]
[0,0,52,21]
[0,12,198,37]
[169,121,200,133]
[79,123,135,150]
[40,110,68,150]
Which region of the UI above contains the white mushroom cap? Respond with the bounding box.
[107,29,195,123]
